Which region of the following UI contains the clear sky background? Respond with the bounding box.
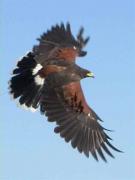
[1,0,135,180]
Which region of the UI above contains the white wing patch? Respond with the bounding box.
[32,64,43,75]
[34,75,44,86]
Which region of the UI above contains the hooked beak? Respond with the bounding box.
[87,72,95,78]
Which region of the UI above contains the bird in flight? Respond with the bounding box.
[9,23,122,162]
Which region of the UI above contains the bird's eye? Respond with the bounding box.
[73,46,77,50]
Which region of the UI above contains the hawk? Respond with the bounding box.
[9,23,121,161]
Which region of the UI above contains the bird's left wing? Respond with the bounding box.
[40,82,121,161]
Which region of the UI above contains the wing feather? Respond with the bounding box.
[40,82,121,161]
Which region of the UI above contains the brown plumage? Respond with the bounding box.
[9,23,122,161]
[33,23,88,65]
[55,48,78,61]
[40,81,121,161]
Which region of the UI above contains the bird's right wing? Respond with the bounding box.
[40,82,121,161]
[33,23,77,64]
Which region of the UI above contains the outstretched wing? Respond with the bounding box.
[33,23,89,64]
[33,23,77,64]
[40,82,121,161]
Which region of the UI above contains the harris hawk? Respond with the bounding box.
[9,23,122,161]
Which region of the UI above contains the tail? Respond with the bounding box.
[9,52,45,112]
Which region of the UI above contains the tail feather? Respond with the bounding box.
[32,87,43,108]
[19,82,41,106]
[10,71,34,97]
[9,52,45,111]
[13,52,37,74]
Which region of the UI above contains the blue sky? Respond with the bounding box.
[1,0,135,179]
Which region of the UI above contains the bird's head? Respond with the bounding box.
[72,64,94,80]
[78,68,94,79]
